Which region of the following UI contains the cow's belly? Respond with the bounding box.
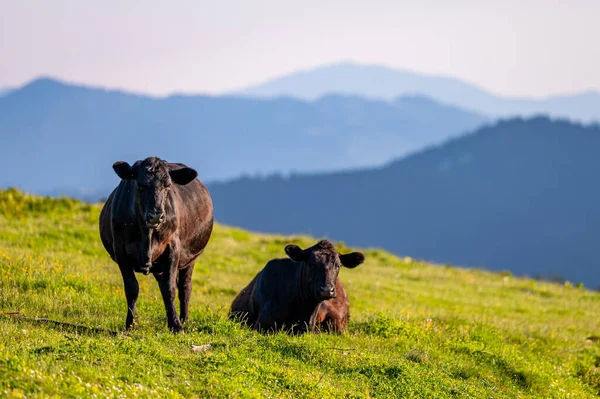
[118,239,169,272]
[124,241,204,273]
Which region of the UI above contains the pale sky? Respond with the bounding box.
[1,0,599,98]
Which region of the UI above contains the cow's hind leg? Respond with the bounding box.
[118,264,139,330]
[177,262,195,324]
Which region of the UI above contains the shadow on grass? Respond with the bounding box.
[2,312,120,336]
[453,345,535,390]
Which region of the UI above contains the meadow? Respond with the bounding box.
[0,188,599,398]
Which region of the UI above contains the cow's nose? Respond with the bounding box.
[319,285,336,298]
[140,262,153,275]
[146,212,163,227]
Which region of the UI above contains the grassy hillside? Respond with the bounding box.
[0,189,599,398]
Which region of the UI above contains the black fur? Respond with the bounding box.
[100,157,214,332]
[230,240,365,334]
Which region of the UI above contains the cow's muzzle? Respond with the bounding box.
[318,285,336,299]
[141,263,152,275]
[146,212,165,228]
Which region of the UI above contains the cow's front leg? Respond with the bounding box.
[295,309,319,335]
[118,264,139,330]
[154,244,182,333]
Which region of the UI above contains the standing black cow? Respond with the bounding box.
[230,240,365,333]
[99,157,213,332]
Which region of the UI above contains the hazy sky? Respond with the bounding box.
[1,0,599,98]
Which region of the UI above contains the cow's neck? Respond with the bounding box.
[136,212,177,269]
[297,262,322,309]
[135,194,178,240]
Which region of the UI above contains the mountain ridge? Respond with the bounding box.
[0,87,14,98]
[208,116,600,288]
[237,62,600,122]
[0,77,487,196]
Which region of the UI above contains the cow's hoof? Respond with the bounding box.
[125,319,137,331]
[169,323,183,334]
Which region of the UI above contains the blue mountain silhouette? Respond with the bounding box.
[209,117,600,288]
[238,62,600,122]
[0,77,486,197]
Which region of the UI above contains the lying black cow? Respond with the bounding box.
[99,157,213,332]
[230,240,365,333]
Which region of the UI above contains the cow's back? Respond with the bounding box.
[230,258,300,324]
[99,193,114,259]
[230,272,260,325]
[167,163,214,258]
[99,179,137,259]
[253,258,300,305]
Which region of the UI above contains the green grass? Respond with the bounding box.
[0,187,599,398]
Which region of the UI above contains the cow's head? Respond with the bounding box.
[285,240,365,300]
[113,157,197,228]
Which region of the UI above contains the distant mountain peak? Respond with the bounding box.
[24,76,71,90]
[0,77,487,193]
[28,76,65,85]
[236,62,600,122]
[10,76,164,100]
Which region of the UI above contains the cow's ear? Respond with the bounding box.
[113,161,135,180]
[285,244,306,262]
[340,252,365,269]
[169,167,197,185]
